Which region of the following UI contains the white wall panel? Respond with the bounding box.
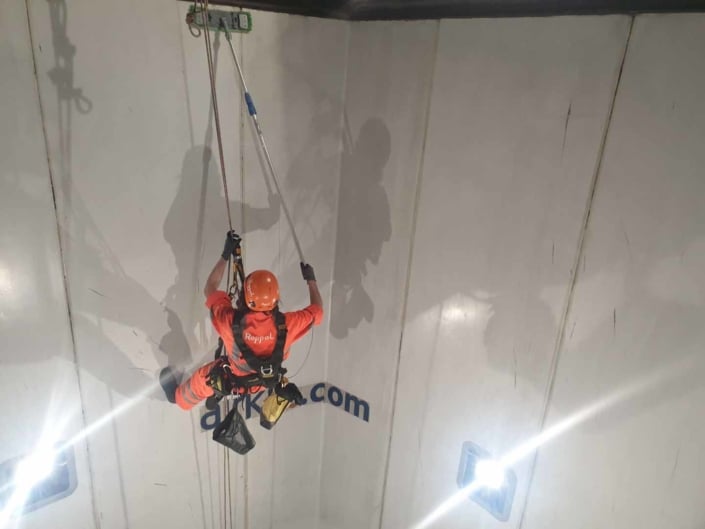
[24,0,227,525]
[240,12,348,529]
[320,20,438,529]
[23,1,345,528]
[522,14,705,529]
[0,1,95,527]
[382,16,630,529]
[6,5,705,529]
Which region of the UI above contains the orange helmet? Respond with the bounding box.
[243,270,279,311]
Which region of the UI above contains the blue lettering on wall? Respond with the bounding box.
[200,405,221,430]
[328,385,343,407]
[200,382,370,431]
[344,392,370,423]
[311,382,326,402]
[244,390,267,419]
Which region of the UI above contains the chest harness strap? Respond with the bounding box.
[230,308,288,389]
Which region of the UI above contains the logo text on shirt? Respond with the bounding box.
[243,331,274,345]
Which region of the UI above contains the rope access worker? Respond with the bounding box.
[174,231,323,425]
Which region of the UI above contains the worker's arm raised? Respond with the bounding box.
[204,258,227,299]
[204,232,239,298]
[308,279,323,309]
[301,263,322,309]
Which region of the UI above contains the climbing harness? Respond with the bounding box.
[231,307,288,384]
[207,307,289,400]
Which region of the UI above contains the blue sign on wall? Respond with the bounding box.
[201,382,370,431]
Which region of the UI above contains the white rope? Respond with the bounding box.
[198,0,234,233]
[196,5,236,528]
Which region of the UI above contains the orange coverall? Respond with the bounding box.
[175,290,323,410]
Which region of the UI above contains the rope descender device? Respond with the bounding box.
[227,233,245,300]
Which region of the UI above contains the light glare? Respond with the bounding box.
[14,448,57,490]
[410,353,699,529]
[1,352,208,528]
[473,459,505,490]
[0,267,13,294]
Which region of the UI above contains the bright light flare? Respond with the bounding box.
[440,294,493,324]
[0,267,13,295]
[1,444,59,529]
[473,459,506,490]
[410,352,700,529]
[14,448,57,490]
[0,341,208,529]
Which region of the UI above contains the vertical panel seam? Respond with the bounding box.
[516,15,636,529]
[377,19,441,529]
[22,1,101,528]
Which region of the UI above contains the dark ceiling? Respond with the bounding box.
[194,0,705,20]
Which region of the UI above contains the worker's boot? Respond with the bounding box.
[158,366,181,404]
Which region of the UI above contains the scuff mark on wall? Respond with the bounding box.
[669,448,681,484]
[623,229,632,256]
[561,102,572,156]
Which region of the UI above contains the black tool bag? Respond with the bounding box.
[212,406,255,455]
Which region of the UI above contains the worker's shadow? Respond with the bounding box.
[160,145,280,368]
[0,167,169,399]
[270,114,392,340]
[29,0,164,399]
[242,20,391,341]
[329,118,392,339]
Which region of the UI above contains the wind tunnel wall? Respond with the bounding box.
[3,4,705,529]
[2,1,346,529]
[323,13,705,529]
